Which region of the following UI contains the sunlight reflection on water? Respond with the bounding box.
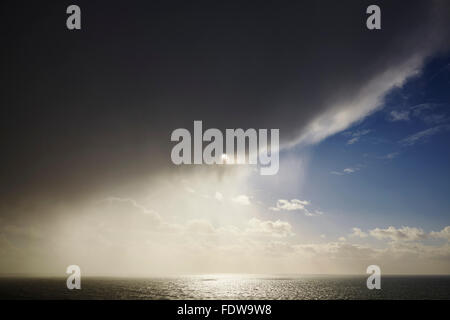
[0,275,449,299]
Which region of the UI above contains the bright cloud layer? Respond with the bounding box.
[2,194,450,275]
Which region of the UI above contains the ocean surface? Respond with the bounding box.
[0,275,449,300]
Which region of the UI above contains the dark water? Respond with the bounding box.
[0,275,449,300]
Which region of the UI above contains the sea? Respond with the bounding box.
[0,274,449,300]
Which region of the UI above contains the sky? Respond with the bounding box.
[1,1,450,276]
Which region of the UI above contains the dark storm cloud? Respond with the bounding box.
[1,0,449,213]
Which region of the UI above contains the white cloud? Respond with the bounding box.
[399,125,450,146]
[351,225,450,243]
[349,227,368,238]
[347,137,359,145]
[430,226,450,240]
[3,203,450,274]
[289,55,424,148]
[232,194,251,206]
[269,199,322,216]
[246,218,293,238]
[307,210,324,217]
[369,226,428,242]
[270,199,309,211]
[389,110,410,121]
[345,129,372,145]
[331,166,361,175]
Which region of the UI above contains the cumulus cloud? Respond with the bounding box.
[430,226,450,240]
[232,195,251,206]
[349,225,450,243]
[246,218,294,238]
[349,227,368,238]
[294,241,377,261]
[2,200,450,275]
[270,199,309,211]
[104,198,294,239]
[369,226,428,242]
[269,199,322,216]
